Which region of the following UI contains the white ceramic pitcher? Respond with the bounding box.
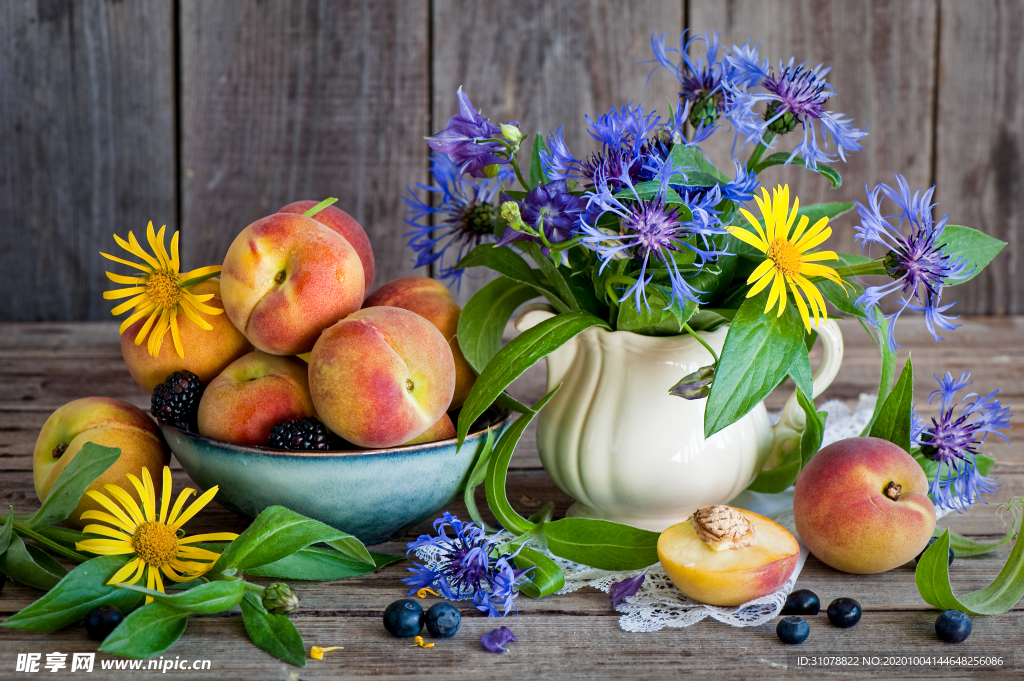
[515,304,844,532]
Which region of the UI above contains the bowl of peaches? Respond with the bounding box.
[125,201,508,544]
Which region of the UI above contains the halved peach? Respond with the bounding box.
[658,508,800,606]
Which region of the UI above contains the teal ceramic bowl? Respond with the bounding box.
[162,409,510,545]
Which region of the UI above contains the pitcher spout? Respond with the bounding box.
[514,304,579,391]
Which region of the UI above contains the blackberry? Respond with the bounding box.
[267,417,332,451]
[151,371,204,430]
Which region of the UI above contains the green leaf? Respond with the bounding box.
[940,225,1006,285]
[485,389,558,535]
[787,344,813,399]
[668,145,731,183]
[753,152,842,188]
[509,545,565,598]
[118,579,245,615]
[616,295,697,336]
[529,133,549,187]
[99,602,189,658]
[213,506,373,574]
[615,182,686,203]
[0,535,67,591]
[1,555,144,632]
[934,527,1016,558]
[747,388,826,494]
[463,429,497,530]
[458,277,538,374]
[704,289,808,438]
[860,318,898,437]
[687,309,733,332]
[869,356,914,452]
[456,244,570,313]
[247,548,401,581]
[29,443,121,527]
[520,242,587,313]
[0,506,13,556]
[457,310,608,445]
[916,501,1024,615]
[240,591,307,667]
[542,518,660,570]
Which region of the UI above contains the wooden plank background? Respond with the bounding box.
[0,0,1018,319]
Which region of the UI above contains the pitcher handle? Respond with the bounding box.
[769,319,844,459]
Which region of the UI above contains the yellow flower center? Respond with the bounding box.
[767,238,803,277]
[132,521,179,567]
[146,271,183,309]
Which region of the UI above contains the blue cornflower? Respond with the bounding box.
[852,175,969,350]
[720,161,760,204]
[403,154,510,288]
[648,31,767,132]
[540,103,661,189]
[496,179,588,250]
[426,87,514,178]
[912,372,1010,511]
[578,161,727,312]
[403,512,532,617]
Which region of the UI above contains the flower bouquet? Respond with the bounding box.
[402,31,1020,607]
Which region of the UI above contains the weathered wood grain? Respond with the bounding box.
[430,0,684,304]
[178,0,430,288]
[0,0,176,322]
[687,0,937,261]
[934,0,1024,315]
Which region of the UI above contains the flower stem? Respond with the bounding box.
[682,324,720,365]
[745,132,777,172]
[512,158,531,191]
[12,521,90,563]
[833,259,889,278]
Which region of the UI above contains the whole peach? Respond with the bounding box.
[197,351,316,446]
[309,307,456,448]
[278,201,375,291]
[220,212,364,355]
[121,278,253,392]
[33,398,169,529]
[403,413,456,446]
[794,437,936,574]
[363,276,476,408]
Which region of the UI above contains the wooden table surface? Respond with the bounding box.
[1,319,1023,680]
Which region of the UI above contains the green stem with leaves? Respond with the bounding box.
[683,323,720,365]
[745,131,777,172]
[833,259,890,278]
[10,521,90,563]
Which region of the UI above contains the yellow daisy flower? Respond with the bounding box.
[76,467,237,603]
[728,185,850,332]
[101,222,223,358]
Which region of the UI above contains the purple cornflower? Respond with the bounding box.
[728,59,867,167]
[912,372,1010,511]
[404,512,532,617]
[578,161,727,312]
[649,31,766,132]
[609,569,648,607]
[540,103,661,190]
[403,154,511,289]
[496,179,588,250]
[426,87,514,178]
[853,175,969,350]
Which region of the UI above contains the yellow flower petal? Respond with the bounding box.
[738,207,769,246]
[160,563,197,583]
[180,264,222,282]
[166,488,197,527]
[765,271,784,316]
[85,490,138,531]
[170,231,181,272]
[101,251,152,272]
[169,309,184,359]
[117,477,150,524]
[110,292,151,315]
[142,467,158,521]
[147,309,171,357]
[103,286,148,301]
[788,279,813,333]
[76,539,135,555]
[745,258,776,286]
[123,231,162,271]
[108,557,145,586]
[134,308,162,347]
[159,467,173,524]
[796,226,833,253]
[747,266,776,297]
[178,532,239,544]
[728,224,769,253]
[80,509,136,534]
[82,524,133,541]
[106,272,146,286]
[171,486,220,531]
[178,298,215,330]
[801,250,839,263]
[790,214,811,242]
[176,545,222,562]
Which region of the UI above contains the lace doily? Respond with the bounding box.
[417,393,914,632]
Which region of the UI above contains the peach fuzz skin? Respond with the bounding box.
[279,201,375,291]
[658,510,799,607]
[309,307,456,449]
[404,413,456,446]
[220,212,364,355]
[121,278,253,392]
[33,398,169,530]
[363,276,476,409]
[197,351,316,447]
[793,437,936,574]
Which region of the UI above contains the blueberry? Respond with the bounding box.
[85,605,123,641]
[916,536,954,566]
[826,598,862,628]
[781,589,820,616]
[776,616,810,644]
[935,609,972,643]
[383,599,424,638]
[424,602,461,638]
